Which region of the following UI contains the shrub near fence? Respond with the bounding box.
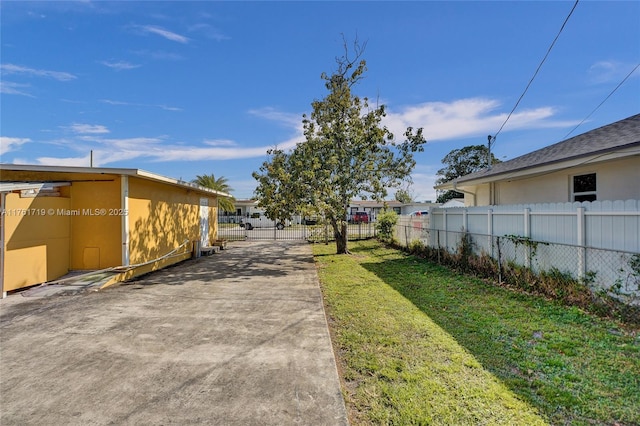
[395,222,640,326]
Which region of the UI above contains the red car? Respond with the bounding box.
[351,212,369,223]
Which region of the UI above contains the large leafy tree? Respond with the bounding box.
[253,41,426,254]
[394,189,413,204]
[435,144,501,203]
[192,174,236,212]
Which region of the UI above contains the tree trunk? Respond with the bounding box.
[334,221,349,254]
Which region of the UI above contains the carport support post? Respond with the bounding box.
[121,175,130,267]
[1,192,5,298]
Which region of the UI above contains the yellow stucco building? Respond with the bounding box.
[0,165,228,296]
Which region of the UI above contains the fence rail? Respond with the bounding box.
[218,219,377,242]
[428,200,640,253]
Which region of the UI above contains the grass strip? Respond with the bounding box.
[314,240,639,425]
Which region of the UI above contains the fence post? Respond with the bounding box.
[443,209,448,252]
[325,222,329,245]
[524,208,531,268]
[404,224,409,247]
[463,209,468,232]
[577,206,586,279]
[488,208,493,257]
[496,236,502,283]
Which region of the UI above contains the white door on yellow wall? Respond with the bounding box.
[200,198,209,248]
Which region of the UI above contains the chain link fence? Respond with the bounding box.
[395,223,640,325]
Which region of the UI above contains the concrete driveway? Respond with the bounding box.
[0,241,348,426]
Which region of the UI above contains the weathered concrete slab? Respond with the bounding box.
[0,240,348,426]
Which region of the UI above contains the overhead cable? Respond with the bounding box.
[562,62,640,140]
[492,0,580,145]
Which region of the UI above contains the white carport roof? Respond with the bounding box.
[0,182,71,192]
[0,164,231,198]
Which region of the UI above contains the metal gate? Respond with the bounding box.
[217,216,376,242]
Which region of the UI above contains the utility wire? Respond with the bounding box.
[492,0,580,144]
[561,62,640,140]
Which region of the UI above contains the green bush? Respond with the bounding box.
[376,209,398,243]
[408,238,425,255]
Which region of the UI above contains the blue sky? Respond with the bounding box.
[1,1,639,202]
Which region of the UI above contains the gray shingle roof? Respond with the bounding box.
[454,113,640,184]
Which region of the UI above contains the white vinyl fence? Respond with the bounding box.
[428,200,640,253]
[396,200,640,303]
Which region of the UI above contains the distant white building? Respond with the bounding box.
[224,199,441,222]
[440,199,465,208]
[347,200,441,220]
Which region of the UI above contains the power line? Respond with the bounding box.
[562,62,640,140]
[491,0,580,144]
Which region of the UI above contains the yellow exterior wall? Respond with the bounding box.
[126,177,218,270]
[3,193,71,291]
[1,168,220,292]
[69,180,122,269]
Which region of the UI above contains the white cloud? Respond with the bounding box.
[188,23,230,41]
[149,135,301,162]
[383,98,576,142]
[35,137,163,167]
[10,157,30,165]
[35,155,91,167]
[248,107,302,129]
[587,61,640,85]
[100,60,141,71]
[159,105,182,112]
[25,99,574,179]
[32,132,301,167]
[136,25,189,43]
[0,137,31,155]
[0,81,35,97]
[68,123,110,134]
[61,98,87,104]
[203,139,238,147]
[101,99,182,112]
[100,137,164,149]
[0,64,76,81]
[131,49,183,61]
[588,61,622,84]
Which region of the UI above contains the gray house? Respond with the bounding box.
[436,114,640,206]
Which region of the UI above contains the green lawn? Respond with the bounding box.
[314,240,640,425]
